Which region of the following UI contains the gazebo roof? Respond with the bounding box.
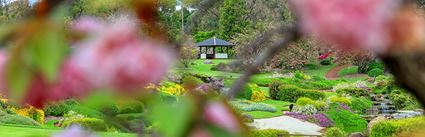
[196,37,234,47]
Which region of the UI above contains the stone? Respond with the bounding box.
[242,114,254,123]
[349,132,364,137]
[203,60,212,64]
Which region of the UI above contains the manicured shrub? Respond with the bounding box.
[70,106,105,119]
[116,113,144,121]
[370,121,399,137]
[277,85,325,102]
[320,59,332,65]
[325,127,346,137]
[338,66,358,77]
[116,100,145,114]
[389,90,417,110]
[336,88,368,97]
[230,100,276,113]
[11,106,45,124]
[351,97,372,114]
[269,81,282,100]
[62,118,108,131]
[296,97,315,106]
[368,68,384,77]
[158,82,186,96]
[44,99,79,116]
[251,91,267,102]
[182,75,203,87]
[328,96,352,106]
[325,104,368,133]
[237,84,254,100]
[0,114,40,126]
[250,129,290,137]
[367,61,385,72]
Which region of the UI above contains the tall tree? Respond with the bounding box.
[218,0,249,40]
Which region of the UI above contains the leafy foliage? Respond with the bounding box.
[325,127,346,137]
[249,129,290,137]
[194,31,215,42]
[325,104,368,133]
[368,68,384,77]
[219,0,249,40]
[370,117,425,137]
[275,85,326,102]
[336,88,369,97]
[350,97,373,114]
[62,117,108,131]
[44,99,79,116]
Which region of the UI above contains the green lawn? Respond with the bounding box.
[0,125,136,137]
[304,64,337,78]
[245,99,292,119]
[173,59,240,78]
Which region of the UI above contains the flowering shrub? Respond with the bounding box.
[293,105,318,115]
[251,91,267,102]
[285,112,333,127]
[10,106,44,124]
[290,0,425,53]
[158,82,186,96]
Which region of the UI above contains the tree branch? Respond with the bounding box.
[226,26,300,98]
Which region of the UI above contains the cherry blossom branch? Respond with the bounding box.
[227,26,300,98]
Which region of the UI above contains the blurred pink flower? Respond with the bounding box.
[204,101,241,133]
[70,17,173,91]
[290,0,401,53]
[53,125,98,137]
[0,51,7,96]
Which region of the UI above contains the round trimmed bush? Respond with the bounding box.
[277,85,326,102]
[269,81,282,100]
[237,84,254,100]
[329,96,352,106]
[325,127,346,137]
[320,59,332,65]
[250,129,290,137]
[44,99,79,116]
[336,88,369,97]
[368,68,384,77]
[62,118,108,131]
[0,114,41,126]
[116,100,145,114]
[296,97,315,106]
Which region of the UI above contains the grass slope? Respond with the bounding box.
[0,125,135,137]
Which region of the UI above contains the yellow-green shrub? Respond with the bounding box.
[10,106,44,124]
[329,96,352,106]
[251,91,267,102]
[370,117,425,137]
[62,118,108,131]
[250,129,290,137]
[158,82,186,95]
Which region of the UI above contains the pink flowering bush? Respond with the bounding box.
[290,0,425,53]
[0,17,173,108]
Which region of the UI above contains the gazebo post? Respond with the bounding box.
[213,46,216,59]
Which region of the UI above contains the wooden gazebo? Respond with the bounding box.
[196,37,234,59]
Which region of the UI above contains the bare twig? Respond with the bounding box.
[227,26,300,98]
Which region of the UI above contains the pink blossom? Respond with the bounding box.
[70,17,173,91]
[0,51,7,96]
[204,101,241,133]
[53,125,98,137]
[318,52,331,60]
[290,0,401,53]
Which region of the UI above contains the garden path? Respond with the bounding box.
[248,116,324,136]
[325,64,351,80]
